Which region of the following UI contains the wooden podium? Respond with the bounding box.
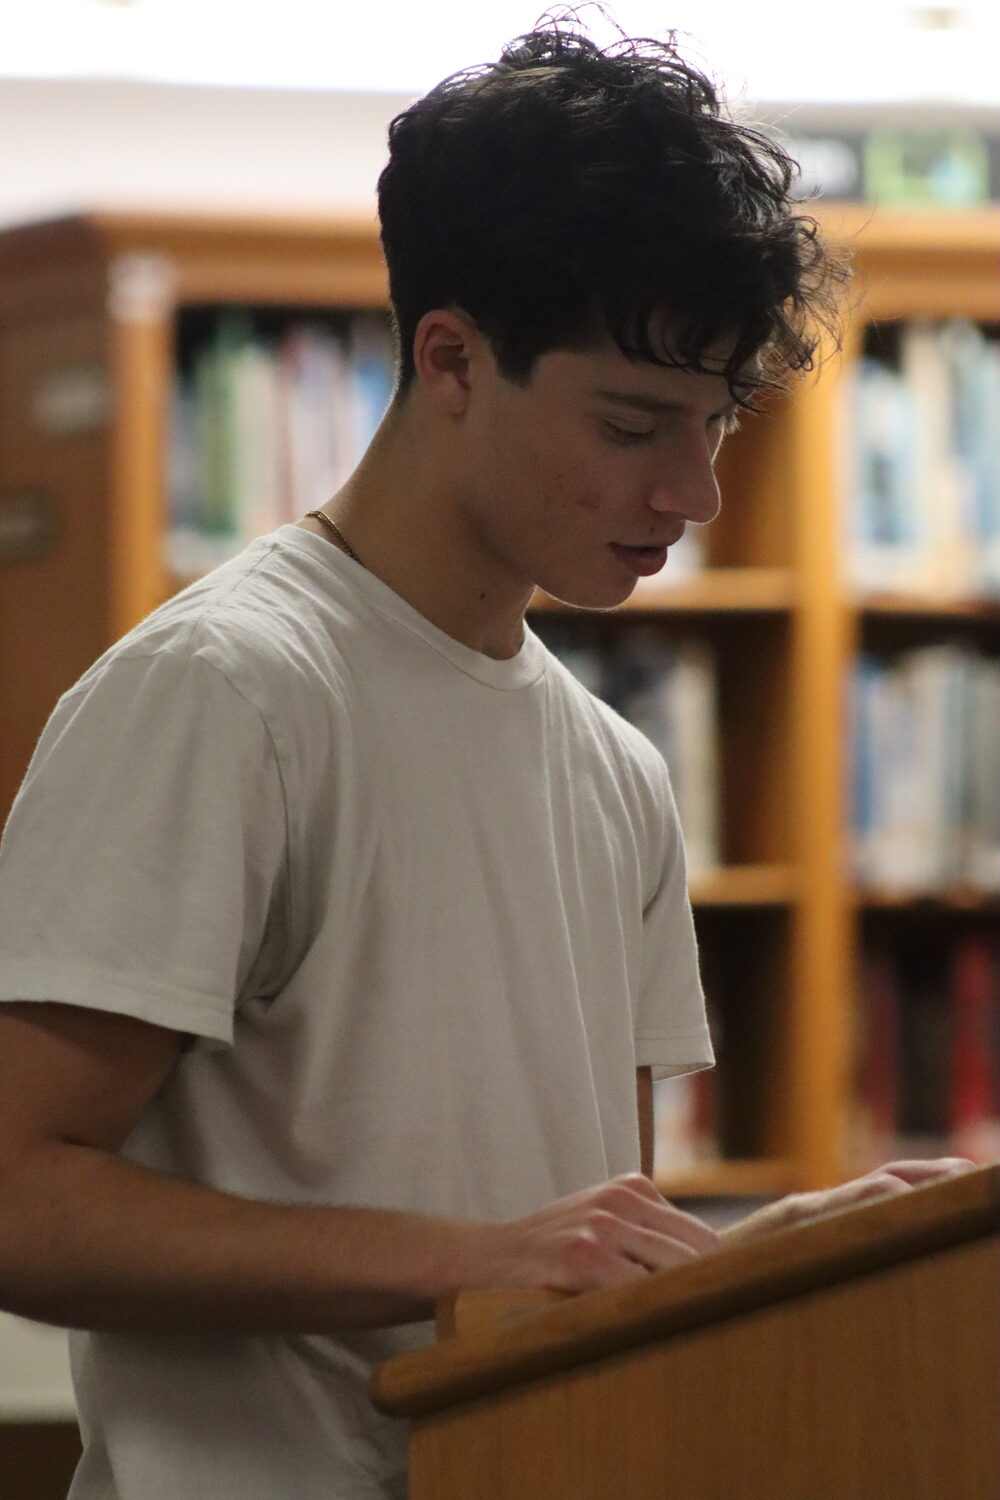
[371,1166,1000,1498]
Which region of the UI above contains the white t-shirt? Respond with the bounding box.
[0,525,713,1499]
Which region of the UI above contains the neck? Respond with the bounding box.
[300,403,533,660]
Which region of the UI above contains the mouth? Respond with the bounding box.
[609,542,671,578]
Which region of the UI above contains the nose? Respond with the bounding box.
[646,432,722,526]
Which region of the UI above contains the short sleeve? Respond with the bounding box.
[634,771,715,1083]
[0,649,289,1046]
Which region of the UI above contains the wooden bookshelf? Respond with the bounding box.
[1,205,998,1199]
[856,887,1000,913]
[658,1157,798,1200]
[533,567,797,614]
[856,593,1000,621]
[689,865,798,908]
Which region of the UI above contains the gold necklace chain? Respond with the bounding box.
[305,508,364,567]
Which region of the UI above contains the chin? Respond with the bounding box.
[535,574,637,613]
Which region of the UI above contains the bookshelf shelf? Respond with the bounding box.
[689,865,797,908]
[657,1158,798,1200]
[825,205,1000,321]
[1,206,997,1203]
[855,594,1000,622]
[856,887,1000,913]
[532,567,796,615]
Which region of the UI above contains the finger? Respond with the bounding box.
[646,1201,719,1257]
[877,1158,977,1184]
[819,1174,913,1214]
[584,1206,717,1272]
[851,1173,913,1199]
[804,1176,907,1216]
[551,1221,699,1293]
[603,1178,720,1258]
[615,1223,707,1273]
[587,1255,656,1289]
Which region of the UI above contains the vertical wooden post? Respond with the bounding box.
[787,339,857,1187]
[106,251,176,638]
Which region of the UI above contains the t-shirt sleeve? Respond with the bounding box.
[633,766,715,1083]
[0,648,289,1046]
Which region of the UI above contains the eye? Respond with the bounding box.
[603,420,655,444]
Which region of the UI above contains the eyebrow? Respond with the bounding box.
[592,388,740,419]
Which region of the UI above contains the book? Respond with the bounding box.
[895,939,952,1158]
[846,355,921,593]
[849,946,900,1170]
[941,319,1000,596]
[901,321,969,598]
[850,644,999,893]
[948,935,1000,1164]
[862,127,991,209]
[166,310,394,575]
[653,984,722,1171]
[847,320,1000,600]
[652,1068,719,1172]
[965,660,1000,891]
[612,629,720,874]
[854,933,1000,1168]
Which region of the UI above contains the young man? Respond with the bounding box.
[0,19,971,1500]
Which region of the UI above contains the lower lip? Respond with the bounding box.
[610,544,670,577]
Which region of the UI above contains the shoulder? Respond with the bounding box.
[84,529,360,716]
[48,531,366,802]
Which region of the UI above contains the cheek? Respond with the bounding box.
[531,454,604,519]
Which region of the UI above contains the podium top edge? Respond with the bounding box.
[370,1163,1000,1419]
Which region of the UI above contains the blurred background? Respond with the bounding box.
[0,3,998,1494]
[2,0,1000,228]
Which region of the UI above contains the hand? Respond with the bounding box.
[722,1157,979,1245]
[469,1173,720,1294]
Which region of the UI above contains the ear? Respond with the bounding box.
[411,307,490,417]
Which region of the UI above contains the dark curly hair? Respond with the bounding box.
[376,9,850,408]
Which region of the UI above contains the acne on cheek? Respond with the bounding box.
[540,467,601,515]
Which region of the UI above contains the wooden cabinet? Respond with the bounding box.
[2,206,998,1198]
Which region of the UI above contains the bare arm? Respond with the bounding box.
[0,1005,720,1337]
[0,1002,464,1333]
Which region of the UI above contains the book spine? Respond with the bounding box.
[168,311,394,569]
[949,935,1000,1163]
[850,644,1000,894]
[849,320,1000,600]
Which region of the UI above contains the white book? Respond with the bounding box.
[867,654,938,890]
[652,1074,717,1170]
[348,316,396,464]
[901,323,970,598]
[978,343,1000,595]
[668,640,720,875]
[231,338,283,542]
[278,324,352,514]
[617,630,720,875]
[165,377,203,577]
[906,644,968,888]
[849,655,882,886]
[966,659,1000,890]
[847,357,921,593]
